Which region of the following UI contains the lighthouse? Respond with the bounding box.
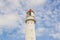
[25,9,36,40]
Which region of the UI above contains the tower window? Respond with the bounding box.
[28,12,31,16]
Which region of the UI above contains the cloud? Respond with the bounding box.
[0,28,3,35]
[0,0,23,13]
[0,14,19,27]
[0,0,24,27]
[0,0,25,38]
[49,33,60,39]
[36,27,48,37]
[27,0,46,6]
[20,0,47,8]
[0,0,20,8]
[57,23,60,29]
[49,22,60,39]
[53,22,60,31]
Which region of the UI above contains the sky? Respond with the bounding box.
[0,0,60,40]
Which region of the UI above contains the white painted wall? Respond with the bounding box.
[25,20,36,40]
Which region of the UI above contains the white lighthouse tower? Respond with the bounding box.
[25,9,36,40]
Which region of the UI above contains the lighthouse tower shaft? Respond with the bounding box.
[25,9,36,40]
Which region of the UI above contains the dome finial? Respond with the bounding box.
[28,9,34,12]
